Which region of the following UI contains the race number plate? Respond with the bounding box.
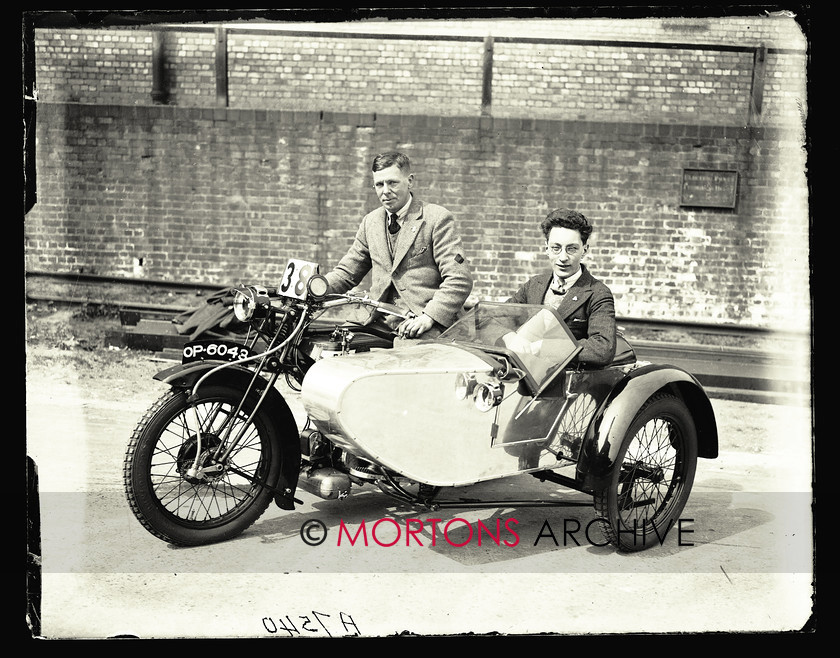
[182,340,253,364]
[279,259,320,300]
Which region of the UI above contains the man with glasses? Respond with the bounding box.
[325,151,473,340]
[509,208,616,367]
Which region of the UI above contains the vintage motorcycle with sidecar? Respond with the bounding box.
[123,259,718,552]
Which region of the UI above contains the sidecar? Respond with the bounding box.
[300,302,718,551]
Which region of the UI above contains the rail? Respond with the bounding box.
[24,269,806,336]
[25,270,811,404]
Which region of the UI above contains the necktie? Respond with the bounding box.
[551,280,567,295]
[388,212,401,235]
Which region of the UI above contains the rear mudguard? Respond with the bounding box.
[575,363,718,492]
[153,361,301,497]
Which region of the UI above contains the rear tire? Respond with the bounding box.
[123,385,286,546]
[593,393,698,552]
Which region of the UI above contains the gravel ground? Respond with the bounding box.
[24,300,815,638]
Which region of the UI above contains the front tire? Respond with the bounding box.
[124,384,287,546]
[593,393,698,552]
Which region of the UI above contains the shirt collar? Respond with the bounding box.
[554,266,583,290]
[391,195,413,221]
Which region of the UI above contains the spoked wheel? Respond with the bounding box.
[594,393,698,552]
[123,384,287,546]
[548,392,598,458]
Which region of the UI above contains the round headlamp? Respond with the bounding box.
[307,274,329,300]
[474,381,503,412]
[454,373,477,401]
[232,288,256,322]
[232,286,269,322]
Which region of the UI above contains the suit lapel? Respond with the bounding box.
[531,272,554,303]
[373,207,392,260]
[391,199,424,273]
[556,286,591,319]
[554,266,593,318]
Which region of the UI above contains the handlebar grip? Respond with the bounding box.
[375,301,412,319]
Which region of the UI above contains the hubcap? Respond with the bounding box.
[176,434,224,484]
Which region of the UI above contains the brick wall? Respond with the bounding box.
[25,17,810,331]
[494,43,755,124]
[33,19,807,124]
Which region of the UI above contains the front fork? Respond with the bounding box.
[183,406,208,480]
[182,367,281,482]
[181,308,300,481]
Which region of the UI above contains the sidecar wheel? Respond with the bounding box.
[123,385,287,546]
[593,393,698,552]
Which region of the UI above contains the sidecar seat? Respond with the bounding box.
[611,333,636,366]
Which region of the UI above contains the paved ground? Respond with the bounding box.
[26,360,814,638]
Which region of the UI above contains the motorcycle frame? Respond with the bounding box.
[150,293,719,512]
[149,293,408,495]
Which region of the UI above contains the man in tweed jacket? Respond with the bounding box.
[509,209,616,368]
[325,152,473,339]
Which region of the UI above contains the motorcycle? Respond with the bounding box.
[124,259,718,552]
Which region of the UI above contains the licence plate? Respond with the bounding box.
[182,340,254,364]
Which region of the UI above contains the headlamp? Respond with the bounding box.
[307,274,329,300]
[454,373,477,400]
[473,381,503,412]
[232,286,269,322]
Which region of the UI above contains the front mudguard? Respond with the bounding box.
[575,363,718,492]
[153,361,302,499]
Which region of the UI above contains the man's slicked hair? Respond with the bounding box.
[372,151,411,173]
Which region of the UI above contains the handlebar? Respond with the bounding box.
[241,284,415,322]
[321,292,414,321]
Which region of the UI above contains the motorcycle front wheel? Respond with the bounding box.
[593,393,698,552]
[124,384,285,546]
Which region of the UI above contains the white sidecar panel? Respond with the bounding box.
[300,342,490,425]
[301,343,508,486]
[300,343,555,486]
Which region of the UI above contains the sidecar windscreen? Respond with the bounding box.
[438,302,581,393]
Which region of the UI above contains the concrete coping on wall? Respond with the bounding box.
[42,101,793,141]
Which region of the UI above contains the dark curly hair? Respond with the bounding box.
[540,209,593,244]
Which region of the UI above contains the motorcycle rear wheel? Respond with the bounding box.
[123,384,284,546]
[593,393,698,552]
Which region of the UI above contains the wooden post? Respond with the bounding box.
[749,45,767,124]
[215,27,229,108]
[481,35,494,116]
[151,30,168,104]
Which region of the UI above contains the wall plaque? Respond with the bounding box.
[680,169,739,209]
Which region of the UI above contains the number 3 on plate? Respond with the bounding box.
[280,259,319,300]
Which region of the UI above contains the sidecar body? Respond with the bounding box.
[300,302,718,493]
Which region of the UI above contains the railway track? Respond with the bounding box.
[25,270,220,313]
[25,271,811,405]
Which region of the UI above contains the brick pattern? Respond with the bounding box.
[227,34,484,116]
[26,18,810,330]
[162,32,218,107]
[493,43,755,124]
[33,22,806,126]
[25,104,808,330]
[35,30,154,104]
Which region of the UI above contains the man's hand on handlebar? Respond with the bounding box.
[397,313,434,339]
